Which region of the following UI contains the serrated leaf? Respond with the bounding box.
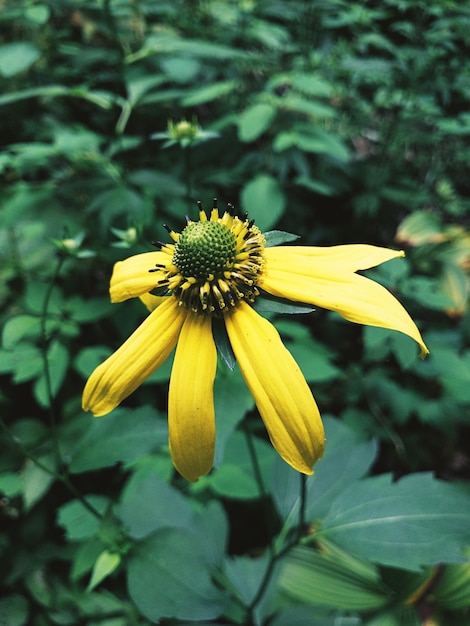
[117,464,193,539]
[57,496,109,541]
[208,431,275,499]
[69,406,168,473]
[270,417,377,523]
[127,528,227,622]
[319,473,470,570]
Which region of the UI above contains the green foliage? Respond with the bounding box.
[1,0,470,624]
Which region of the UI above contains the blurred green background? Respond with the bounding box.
[1,1,470,625]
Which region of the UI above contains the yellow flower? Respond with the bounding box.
[83,202,428,481]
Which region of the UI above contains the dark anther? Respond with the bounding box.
[196,200,203,211]
[243,212,249,221]
[163,224,172,234]
[151,241,164,249]
[213,197,218,208]
[227,202,235,214]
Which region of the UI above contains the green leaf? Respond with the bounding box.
[34,340,69,407]
[206,431,275,499]
[70,538,107,582]
[21,456,55,510]
[0,42,40,77]
[117,463,193,539]
[278,544,392,610]
[365,605,421,626]
[319,473,470,569]
[224,554,274,623]
[25,5,50,24]
[270,606,361,626]
[291,73,335,98]
[275,320,340,382]
[87,550,121,592]
[253,294,314,314]
[241,174,286,230]
[270,417,377,522]
[213,317,236,370]
[74,346,112,379]
[396,210,444,246]
[238,102,277,142]
[0,85,115,108]
[127,528,227,622]
[263,230,300,247]
[57,496,109,541]
[182,80,238,106]
[295,175,336,196]
[0,595,29,626]
[296,128,350,162]
[69,406,168,473]
[0,472,22,498]
[0,344,43,382]
[66,297,114,323]
[214,367,254,467]
[2,315,40,349]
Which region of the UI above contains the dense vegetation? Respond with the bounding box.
[1,1,470,624]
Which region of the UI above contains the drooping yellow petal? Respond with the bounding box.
[139,292,167,312]
[110,251,169,302]
[265,244,405,272]
[83,298,187,416]
[225,301,325,475]
[262,248,429,357]
[168,313,217,482]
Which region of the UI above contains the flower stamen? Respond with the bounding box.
[149,202,265,315]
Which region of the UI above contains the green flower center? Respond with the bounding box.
[173,221,236,280]
[151,206,265,315]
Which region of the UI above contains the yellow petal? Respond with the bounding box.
[110,251,169,302]
[139,293,167,312]
[83,297,187,416]
[225,302,325,474]
[168,313,217,482]
[265,244,404,272]
[262,250,429,358]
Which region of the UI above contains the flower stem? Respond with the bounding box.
[0,417,104,520]
[39,255,65,471]
[184,146,193,201]
[243,431,308,622]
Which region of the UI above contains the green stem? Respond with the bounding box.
[243,424,268,499]
[40,255,65,471]
[184,147,193,202]
[0,417,103,519]
[243,429,309,622]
